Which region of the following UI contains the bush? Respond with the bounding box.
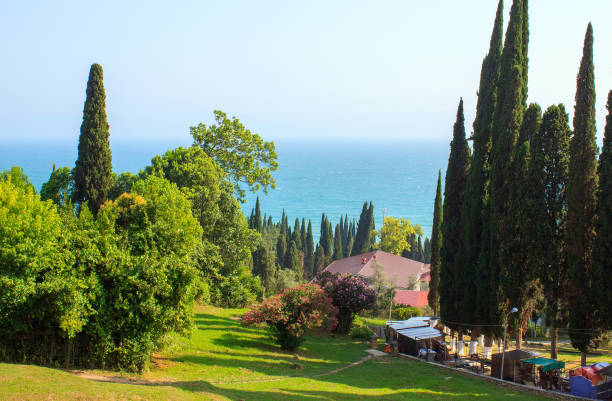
[392,306,423,320]
[242,283,337,351]
[350,325,374,341]
[315,272,377,334]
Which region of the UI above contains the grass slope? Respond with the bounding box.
[1,305,551,401]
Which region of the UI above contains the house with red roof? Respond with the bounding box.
[322,250,430,308]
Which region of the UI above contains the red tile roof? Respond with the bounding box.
[323,250,430,289]
[394,290,429,307]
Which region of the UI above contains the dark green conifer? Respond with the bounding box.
[72,63,113,214]
[533,103,571,358]
[464,0,504,337]
[253,196,263,232]
[276,227,287,268]
[594,91,612,330]
[252,244,275,291]
[368,202,376,250]
[416,236,424,262]
[313,244,324,277]
[333,224,343,260]
[487,0,529,332]
[429,171,443,316]
[351,202,371,255]
[566,23,599,365]
[287,240,300,275]
[305,220,314,279]
[440,98,470,331]
[300,218,307,251]
[423,237,431,264]
[293,218,302,250]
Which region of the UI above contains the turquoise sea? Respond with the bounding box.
[1,138,449,239]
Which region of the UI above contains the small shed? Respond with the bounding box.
[491,349,539,382]
[395,326,443,357]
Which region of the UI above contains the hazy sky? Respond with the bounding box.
[1,1,611,144]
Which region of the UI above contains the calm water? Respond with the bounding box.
[1,138,449,239]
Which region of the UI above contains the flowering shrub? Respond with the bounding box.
[315,272,377,334]
[242,283,337,351]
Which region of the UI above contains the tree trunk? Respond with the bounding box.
[516,327,523,349]
[450,329,456,353]
[550,328,558,360]
[483,335,493,359]
[581,351,587,367]
[458,330,464,355]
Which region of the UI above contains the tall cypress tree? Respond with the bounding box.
[252,244,275,292]
[423,237,431,264]
[304,220,315,279]
[567,23,599,366]
[368,202,376,250]
[276,226,287,268]
[300,218,307,252]
[503,103,542,348]
[594,91,612,330]
[292,218,302,250]
[464,0,504,340]
[534,103,571,358]
[333,224,343,260]
[253,196,263,232]
[313,244,324,277]
[352,202,371,255]
[72,63,113,214]
[429,171,443,315]
[487,0,528,332]
[416,236,424,262]
[440,99,470,331]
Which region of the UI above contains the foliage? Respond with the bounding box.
[567,24,600,359]
[0,174,202,372]
[377,216,421,255]
[351,201,375,256]
[270,268,301,295]
[439,98,470,332]
[428,171,443,316]
[108,171,140,200]
[350,324,374,341]
[594,91,612,329]
[392,306,423,320]
[242,283,337,350]
[40,166,72,205]
[190,110,278,202]
[315,272,377,334]
[1,166,35,192]
[72,63,113,214]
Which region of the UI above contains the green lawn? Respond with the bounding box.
[1,305,553,401]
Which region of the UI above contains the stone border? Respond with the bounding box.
[396,352,591,401]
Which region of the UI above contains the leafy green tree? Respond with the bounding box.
[566,23,599,365]
[440,99,470,333]
[487,0,529,334]
[190,110,278,202]
[533,103,571,358]
[72,63,113,214]
[429,171,443,315]
[377,216,421,255]
[108,172,140,200]
[40,166,72,205]
[594,91,612,331]
[1,166,35,192]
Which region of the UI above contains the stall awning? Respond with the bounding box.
[523,357,565,372]
[397,326,442,340]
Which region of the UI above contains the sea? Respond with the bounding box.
[1,137,450,239]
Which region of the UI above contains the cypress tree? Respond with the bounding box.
[254,196,263,232]
[503,103,542,348]
[313,244,324,277]
[305,220,314,279]
[352,202,370,255]
[287,240,300,273]
[534,103,571,358]
[429,171,443,316]
[416,236,424,262]
[300,218,307,251]
[343,214,349,254]
[594,91,612,330]
[346,222,354,257]
[464,0,504,340]
[333,224,343,260]
[293,218,302,250]
[423,237,431,264]
[566,23,599,366]
[368,202,376,250]
[72,63,113,214]
[440,99,470,331]
[252,244,275,292]
[276,227,287,268]
[487,0,528,333]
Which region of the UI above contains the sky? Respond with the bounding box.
[1,0,611,145]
